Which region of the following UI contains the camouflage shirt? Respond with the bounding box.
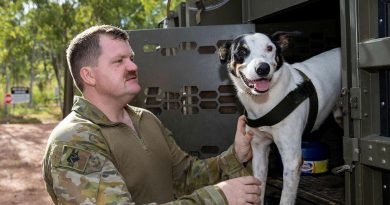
[42,96,251,205]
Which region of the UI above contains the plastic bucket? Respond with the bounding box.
[301,141,329,175]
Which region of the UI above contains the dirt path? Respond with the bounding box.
[0,123,57,205]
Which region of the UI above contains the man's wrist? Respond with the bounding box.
[220,145,244,175]
[233,143,245,164]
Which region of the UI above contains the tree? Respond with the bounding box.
[0,0,177,116]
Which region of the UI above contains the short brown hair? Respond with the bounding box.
[66,25,129,92]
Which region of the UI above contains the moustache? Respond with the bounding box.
[125,71,137,80]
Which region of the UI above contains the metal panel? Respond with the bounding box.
[361,135,390,170]
[128,24,255,158]
[358,0,378,41]
[384,171,390,205]
[380,71,390,137]
[360,70,381,137]
[343,137,359,163]
[378,0,390,138]
[185,0,242,26]
[242,0,309,22]
[359,37,390,68]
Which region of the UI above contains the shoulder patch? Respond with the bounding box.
[59,145,91,173]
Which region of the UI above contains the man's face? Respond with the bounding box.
[92,35,141,101]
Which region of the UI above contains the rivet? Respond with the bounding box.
[368,145,373,149]
[363,89,368,93]
[381,102,385,106]
[364,113,368,117]
[384,185,388,189]
[382,147,386,152]
[382,159,386,164]
[369,157,373,161]
[341,87,348,96]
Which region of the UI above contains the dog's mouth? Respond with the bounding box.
[239,71,271,93]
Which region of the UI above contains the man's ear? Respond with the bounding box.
[80,66,96,87]
[271,31,302,51]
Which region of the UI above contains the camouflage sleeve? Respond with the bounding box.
[49,144,133,204]
[163,129,252,198]
[161,185,227,205]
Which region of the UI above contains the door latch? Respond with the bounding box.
[331,164,355,174]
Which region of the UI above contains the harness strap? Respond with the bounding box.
[245,69,318,136]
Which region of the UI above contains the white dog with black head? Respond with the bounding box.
[219,32,341,205]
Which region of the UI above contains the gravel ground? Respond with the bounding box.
[0,123,57,205]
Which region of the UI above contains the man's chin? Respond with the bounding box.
[127,85,142,96]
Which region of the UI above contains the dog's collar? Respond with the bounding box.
[244,69,318,136]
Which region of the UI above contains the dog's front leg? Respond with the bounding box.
[251,133,273,205]
[275,137,302,205]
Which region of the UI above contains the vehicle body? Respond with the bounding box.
[63,0,390,204]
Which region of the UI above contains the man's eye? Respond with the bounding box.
[115,59,123,63]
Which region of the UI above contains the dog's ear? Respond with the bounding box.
[271,31,302,51]
[218,41,232,64]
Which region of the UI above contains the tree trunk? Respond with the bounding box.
[50,49,63,115]
[4,65,10,122]
[28,51,35,108]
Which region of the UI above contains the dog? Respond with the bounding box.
[219,32,341,205]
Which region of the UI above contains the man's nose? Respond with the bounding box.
[126,59,138,71]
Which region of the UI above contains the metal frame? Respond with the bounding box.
[341,0,390,204]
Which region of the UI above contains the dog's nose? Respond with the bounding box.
[255,63,270,76]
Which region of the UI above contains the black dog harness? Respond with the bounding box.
[244,69,318,136]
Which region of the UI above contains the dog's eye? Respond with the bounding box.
[236,48,249,58]
[237,48,248,57]
[267,45,273,52]
[234,49,248,64]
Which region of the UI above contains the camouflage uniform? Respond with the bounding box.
[43,97,251,204]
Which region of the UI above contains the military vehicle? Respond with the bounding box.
[63,0,390,204]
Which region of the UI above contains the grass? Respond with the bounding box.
[0,104,62,124]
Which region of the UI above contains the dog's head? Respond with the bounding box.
[219,32,299,95]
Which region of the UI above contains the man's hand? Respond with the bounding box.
[216,176,261,205]
[234,115,254,163]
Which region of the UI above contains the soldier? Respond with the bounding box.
[42,25,261,205]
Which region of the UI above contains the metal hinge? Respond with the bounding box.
[350,87,362,119]
[331,136,360,174]
[343,136,359,162]
[332,137,360,174]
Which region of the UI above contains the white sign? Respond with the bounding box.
[11,87,30,104]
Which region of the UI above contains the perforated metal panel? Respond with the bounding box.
[128,24,255,158]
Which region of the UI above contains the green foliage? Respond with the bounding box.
[0,0,181,122]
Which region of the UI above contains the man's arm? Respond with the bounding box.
[160,117,254,195]
[46,144,133,204]
[233,115,255,163]
[47,143,259,205]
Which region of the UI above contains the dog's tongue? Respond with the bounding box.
[254,79,270,92]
